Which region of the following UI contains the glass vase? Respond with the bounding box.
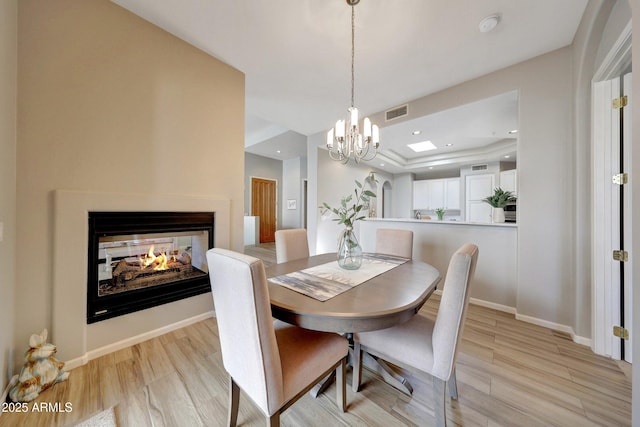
[337,227,362,270]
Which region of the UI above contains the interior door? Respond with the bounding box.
[620,72,632,362]
[593,73,632,362]
[251,177,277,243]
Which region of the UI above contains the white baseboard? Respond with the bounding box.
[433,290,591,347]
[64,311,215,371]
[515,313,591,347]
[469,296,517,315]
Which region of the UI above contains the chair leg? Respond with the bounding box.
[228,376,240,427]
[268,412,279,427]
[433,377,447,427]
[352,342,363,392]
[336,358,346,412]
[447,368,458,400]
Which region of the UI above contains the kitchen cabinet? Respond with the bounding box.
[500,169,517,195]
[412,178,460,211]
[445,178,460,210]
[465,173,495,223]
[412,180,430,210]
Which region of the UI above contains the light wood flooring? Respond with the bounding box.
[0,244,631,426]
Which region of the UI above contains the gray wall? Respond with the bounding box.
[245,152,283,230]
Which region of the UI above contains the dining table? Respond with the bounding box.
[265,252,441,395]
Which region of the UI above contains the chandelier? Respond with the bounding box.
[326,0,380,164]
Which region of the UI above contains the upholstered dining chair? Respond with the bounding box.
[275,228,309,263]
[206,248,348,427]
[375,228,413,259]
[352,243,479,427]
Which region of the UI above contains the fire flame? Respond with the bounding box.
[139,245,169,271]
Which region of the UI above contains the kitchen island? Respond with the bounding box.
[359,218,517,311]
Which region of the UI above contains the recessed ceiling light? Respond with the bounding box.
[508,129,518,134]
[504,155,510,159]
[412,130,421,135]
[407,141,437,152]
[429,167,434,170]
[479,13,501,33]
[380,163,385,167]
[276,150,281,153]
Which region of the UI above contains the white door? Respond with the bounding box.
[466,174,494,223]
[592,72,632,362]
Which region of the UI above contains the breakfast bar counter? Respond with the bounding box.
[359,218,517,310]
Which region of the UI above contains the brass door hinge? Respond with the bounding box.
[612,173,628,185]
[613,250,628,262]
[613,326,629,340]
[613,96,628,109]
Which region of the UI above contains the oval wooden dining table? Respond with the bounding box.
[265,253,442,395]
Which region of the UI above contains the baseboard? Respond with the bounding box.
[433,290,591,347]
[515,313,591,347]
[469,296,517,315]
[0,375,18,407]
[65,311,215,370]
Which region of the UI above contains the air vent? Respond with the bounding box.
[471,164,488,171]
[385,104,408,121]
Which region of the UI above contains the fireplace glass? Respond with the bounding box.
[87,212,214,323]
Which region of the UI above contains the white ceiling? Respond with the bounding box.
[111,0,588,172]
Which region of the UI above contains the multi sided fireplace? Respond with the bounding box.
[87,212,214,323]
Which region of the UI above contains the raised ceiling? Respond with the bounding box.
[111,0,589,170]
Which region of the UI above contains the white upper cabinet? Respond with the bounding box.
[444,178,460,210]
[413,178,460,211]
[500,169,517,195]
[412,180,430,210]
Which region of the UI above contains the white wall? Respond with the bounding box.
[361,220,518,309]
[282,157,306,229]
[391,173,414,218]
[309,47,579,333]
[0,0,17,396]
[314,147,392,254]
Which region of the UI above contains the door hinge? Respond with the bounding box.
[613,96,628,109]
[613,326,629,340]
[612,173,628,185]
[613,250,628,262]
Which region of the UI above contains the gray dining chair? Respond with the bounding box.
[352,243,479,427]
[275,228,309,263]
[206,248,348,426]
[375,228,413,258]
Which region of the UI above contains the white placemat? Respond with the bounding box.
[269,253,408,301]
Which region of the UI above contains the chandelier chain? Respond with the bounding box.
[351,4,355,109]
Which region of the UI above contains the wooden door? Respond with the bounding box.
[251,177,277,243]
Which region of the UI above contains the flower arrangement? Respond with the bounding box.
[322,178,376,229]
[322,177,376,269]
[435,207,446,220]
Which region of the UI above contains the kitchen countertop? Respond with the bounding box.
[364,218,517,228]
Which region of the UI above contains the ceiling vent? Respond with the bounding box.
[385,104,408,121]
[471,164,488,171]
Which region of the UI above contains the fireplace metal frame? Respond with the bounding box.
[87,211,214,324]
